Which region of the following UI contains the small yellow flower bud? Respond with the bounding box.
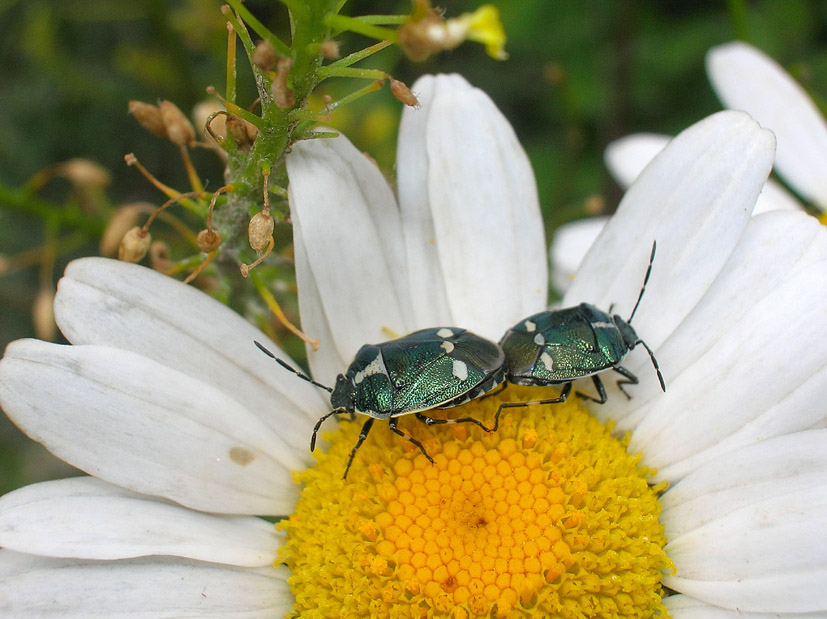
[33,286,57,342]
[118,226,151,263]
[320,40,340,59]
[389,77,419,107]
[196,228,222,253]
[100,203,148,257]
[248,211,274,253]
[159,100,196,146]
[128,101,168,139]
[253,40,277,71]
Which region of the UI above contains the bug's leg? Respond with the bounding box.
[488,382,573,431]
[415,412,492,433]
[342,417,375,479]
[311,408,346,451]
[613,365,639,399]
[388,417,434,464]
[575,376,608,404]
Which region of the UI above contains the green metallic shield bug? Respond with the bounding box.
[256,327,506,478]
[497,242,666,418]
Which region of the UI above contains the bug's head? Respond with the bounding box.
[330,373,355,413]
[613,315,640,350]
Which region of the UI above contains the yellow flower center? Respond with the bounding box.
[279,385,672,618]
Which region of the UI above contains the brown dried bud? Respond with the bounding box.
[100,203,149,257]
[196,228,222,253]
[128,101,168,139]
[55,158,111,189]
[389,77,419,107]
[118,226,151,263]
[253,40,277,71]
[226,114,253,151]
[159,100,196,146]
[320,40,340,59]
[271,57,295,109]
[248,211,274,253]
[33,286,57,342]
[397,9,445,62]
[148,240,172,272]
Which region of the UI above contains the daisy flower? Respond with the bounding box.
[1,74,825,618]
[555,40,823,293]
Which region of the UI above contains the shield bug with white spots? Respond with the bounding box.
[493,242,666,426]
[256,327,507,478]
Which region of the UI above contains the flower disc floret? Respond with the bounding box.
[279,386,672,618]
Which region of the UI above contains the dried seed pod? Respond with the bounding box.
[320,40,340,59]
[118,226,151,263]
[196,228,222,253]
[159,100,196,146]
[55,158,111,189]
[389,77,419,107]
[100,203,148,257]
[128,101,167,138]
[248,211,274,253]
[253,40,277,71]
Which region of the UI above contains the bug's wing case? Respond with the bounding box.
[380,328,504,414]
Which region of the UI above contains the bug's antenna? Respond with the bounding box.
[628,240,657,324]
[254,341,333,393]
[637,338,666,392]
[310,408,347,451]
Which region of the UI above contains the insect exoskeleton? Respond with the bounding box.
[497,241,666,416]
[256,327,507,478]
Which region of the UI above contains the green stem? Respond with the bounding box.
[328,40,393,69]
[224,0,291,55]
[355,15,408,25]
[726,0,749,41]
[0,182,105,237]
[318,65,387,80]
[324,13,398,41]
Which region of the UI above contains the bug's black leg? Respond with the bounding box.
[388,417,434,464]
[575,376,608,404]
[311,408,346,451]
[488,382,573,432]
[415,412,492,433]
[613,365,639,399]
[342,417,375,479]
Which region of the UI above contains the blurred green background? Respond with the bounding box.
[1,0,826,494]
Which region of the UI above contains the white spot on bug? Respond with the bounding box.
[437,328,454,339]
[441,341,455,354]
[592,321,614,330]
[524,320,537,332]
[354,355,386,384]
[533,333,545,346]
[539,352,554,371]
[452,359,469,382]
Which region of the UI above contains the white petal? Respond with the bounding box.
[564,111,775,353]
[605,133,801,214]
[603,133,670,188]
[707,41,827,210]
[548,217,607,295]
[0,550,291,617]
[287,134,411,385]
[665,481,827,613]
[0,340,302,515]
[54,258,327,447]
[665,594,824,618]
[628,256,827,481]
[606,209,827,425]
[0,477,280,567]
[398,74,547,339]
[662,430,827,539]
